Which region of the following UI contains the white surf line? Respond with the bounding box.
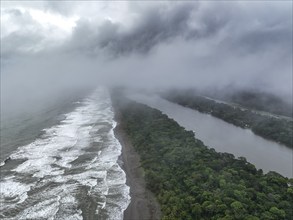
[0,87,130,220]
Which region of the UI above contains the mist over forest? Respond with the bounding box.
[1,1,292,119]
[1,2,293,220]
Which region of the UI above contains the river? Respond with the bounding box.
[128,93,293,178]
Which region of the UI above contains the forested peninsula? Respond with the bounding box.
[111,91,293,220]
[163,93,292,149]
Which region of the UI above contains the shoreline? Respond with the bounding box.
[114,113,161,220]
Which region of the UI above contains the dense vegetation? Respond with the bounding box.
[224,90,292,118]
[112,92,293,220]
[201,89,292,117]
[163,93,293,148]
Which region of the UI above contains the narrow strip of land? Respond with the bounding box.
[164,93,292,148]
[111,89,293,220]
[114,110,161,220]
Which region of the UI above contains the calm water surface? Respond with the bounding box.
[129,94,293,178]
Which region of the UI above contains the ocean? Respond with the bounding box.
[0,87,130,219]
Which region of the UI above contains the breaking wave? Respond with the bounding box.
[0,87,130,220]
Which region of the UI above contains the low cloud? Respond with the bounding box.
[1,1,292,117]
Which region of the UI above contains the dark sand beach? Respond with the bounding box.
[114,116,161,220]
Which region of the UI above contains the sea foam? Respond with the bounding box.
[0,87,130,219]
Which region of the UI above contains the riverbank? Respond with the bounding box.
[114,96,293,219]
[114,113,161,220]
[164,92,292,148]
[128,93,292,177]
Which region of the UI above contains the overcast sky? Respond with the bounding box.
[1,1,292,108]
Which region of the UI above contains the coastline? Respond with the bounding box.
[114,113,161,220]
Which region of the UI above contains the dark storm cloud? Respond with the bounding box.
[3,1,291,59]
[65,2,198,56]
[1,1,292,107]
[64,1,291,60]
[109,2,196,54]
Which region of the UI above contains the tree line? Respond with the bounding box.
[111,90,293,220]
[163,92,292,149]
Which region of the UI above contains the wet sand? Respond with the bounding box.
[114,114,161,220]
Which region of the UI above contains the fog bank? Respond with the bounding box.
[1,1,292,117]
